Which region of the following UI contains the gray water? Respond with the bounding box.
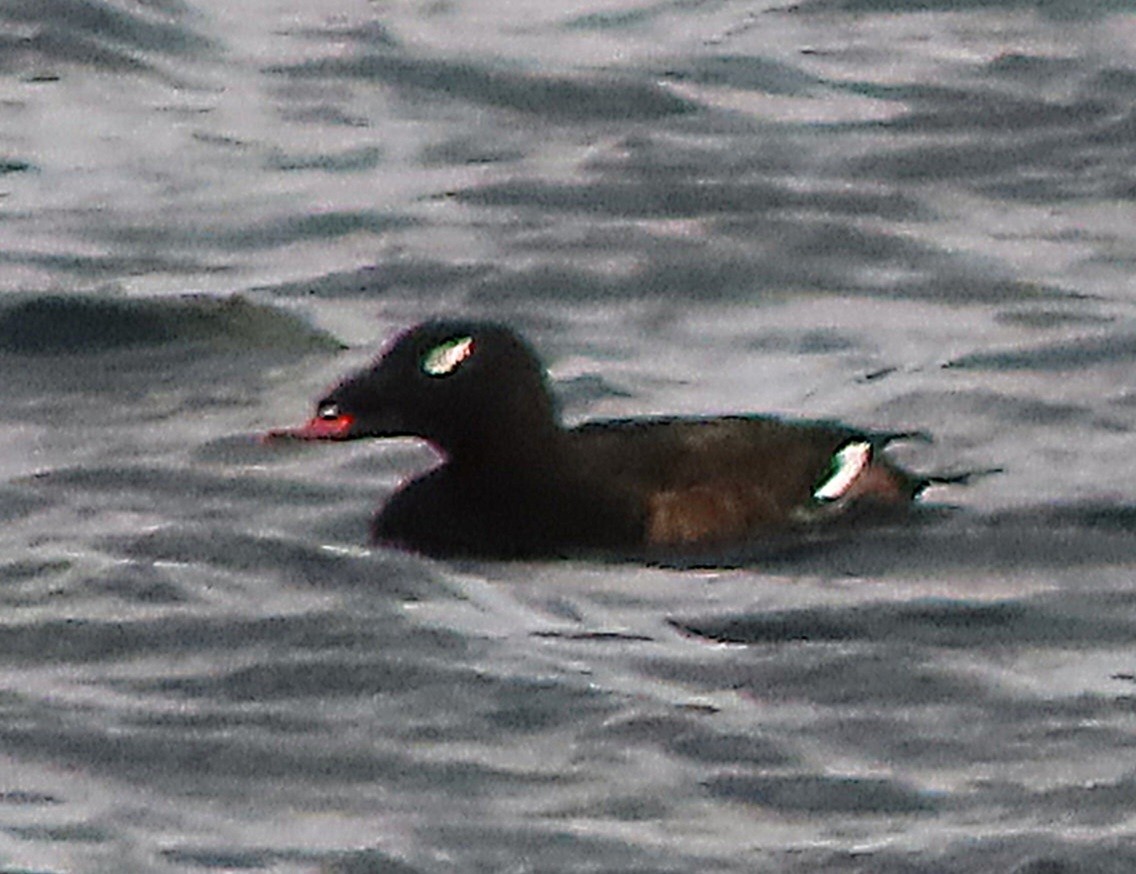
[2,1,1136,871]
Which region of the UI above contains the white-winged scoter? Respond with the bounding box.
[271,320,937,559]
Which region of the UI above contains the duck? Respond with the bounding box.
[270,320,938,560]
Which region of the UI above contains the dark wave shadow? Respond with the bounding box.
[656,55,823,96]
[946,333,1136,371]
[705,772,937,814]
[87,211,413,253]
[671,588,1136,649]
[0,294,343,355]
[270,52,693,122]
[0,0,215,79]
[792,0,1136,22]
[775,833,1136,874]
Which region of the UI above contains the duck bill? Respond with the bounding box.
[265,413,357,441]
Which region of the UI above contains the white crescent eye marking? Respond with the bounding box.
[317,402,340,420]
[422,335,475,377]
[813,441,872,502]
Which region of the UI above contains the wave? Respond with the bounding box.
[946,334,1136,370]
[0,294,343,354]
[0,0,214,78]
[270,52,693,122]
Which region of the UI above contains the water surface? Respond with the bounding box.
[1,1,1135,871]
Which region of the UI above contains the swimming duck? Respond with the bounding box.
[271,320,933,559]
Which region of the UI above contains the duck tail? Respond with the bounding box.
[868,431,1002,498]
[913,466,1004,497]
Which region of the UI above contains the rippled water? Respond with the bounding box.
[2,1,1136,871]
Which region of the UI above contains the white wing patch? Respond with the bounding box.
[813,441,872,502]
[422,335,475,377]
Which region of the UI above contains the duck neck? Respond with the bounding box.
[438,390,563,477]
[443,417,562,478]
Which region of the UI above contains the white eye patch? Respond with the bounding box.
[813,441,872,502]
[422,335,475,377]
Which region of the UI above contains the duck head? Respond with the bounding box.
[271,320,560,458]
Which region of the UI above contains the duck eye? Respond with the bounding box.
[317,402,340,420]
[422,335,475,377]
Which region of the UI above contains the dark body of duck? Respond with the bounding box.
[272,320,930,559]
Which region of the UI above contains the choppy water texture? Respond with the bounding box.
[1,0,1136,871]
